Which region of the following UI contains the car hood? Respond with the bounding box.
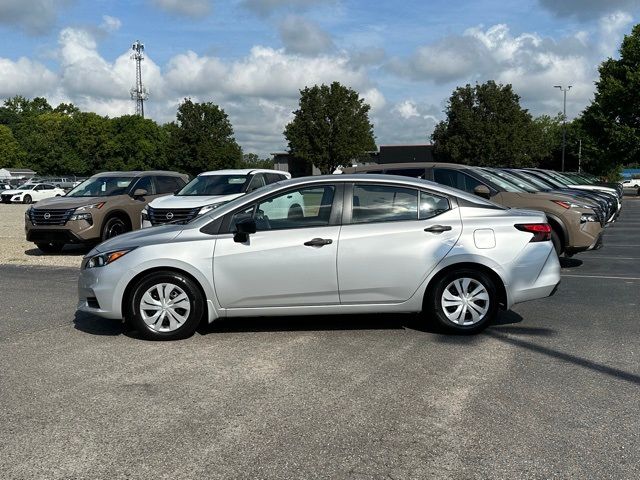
[31,196,107,209]
[147,193,245,209]
[91,224,187,254]
[2,189,26,195]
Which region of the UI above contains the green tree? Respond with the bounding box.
[0,125,26,168]
[578,24,640,175]
[166,98,243,176]
[106,115,169,172]
[284,82,376,174]
[240,153,274,169]
[432,81,538,167]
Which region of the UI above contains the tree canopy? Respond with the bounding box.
[284,82,376,174]
[431,81,540,167]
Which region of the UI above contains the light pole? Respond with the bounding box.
[554,85,572,172]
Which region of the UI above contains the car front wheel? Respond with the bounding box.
[23,195,32,204]
[128,271,204,340]
[101,216,129,241]
[427,268,498,333]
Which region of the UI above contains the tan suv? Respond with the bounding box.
[25,171,188,253]
[343,162,604,256]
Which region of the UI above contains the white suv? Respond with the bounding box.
[141,169,293,227]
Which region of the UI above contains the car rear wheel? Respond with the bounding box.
[427,268,498,333]
[23,195,32,204]
[128,271,204,340]
[36,242,64,253]
[101,216,129,241]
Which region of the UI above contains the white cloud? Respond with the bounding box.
[100,15,122,33]
[0,0,71,34]
[599,11,634,56]
[149,0,212,17]
[278,15,334,55]
[0,57,57,97]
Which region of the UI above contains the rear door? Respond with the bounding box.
[213,183,342,308]
[337,182,462,304]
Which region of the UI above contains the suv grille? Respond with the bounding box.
[148,207,200,226]
[29,208,75,226]
[1,193,14,203]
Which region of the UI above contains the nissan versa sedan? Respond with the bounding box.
[78,175,561,340]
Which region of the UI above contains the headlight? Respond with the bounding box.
[85,248,135,269]
[141,208,149,221]
[70,212,92,223]
[198,202,227,215]
[553,200,591,209]
[580,213,598,223]
[75,202,105,212]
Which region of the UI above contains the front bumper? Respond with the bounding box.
[77,263,129,320]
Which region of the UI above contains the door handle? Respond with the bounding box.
[424,225,452,233]
[304,238,333,247]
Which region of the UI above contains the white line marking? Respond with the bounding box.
[585,256,640,260]
[561,274,640,280]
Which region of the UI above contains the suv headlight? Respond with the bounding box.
[580,213,598,223]
[553,200,591,209]
[85,248,135,269]
[75,202,105,212]
[198,202,228,215]
[141,208,149,221]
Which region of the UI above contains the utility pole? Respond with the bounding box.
[554,85,572,172]
[130,40,149,117]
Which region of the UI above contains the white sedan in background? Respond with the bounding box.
[78,174,561,340]
[0,183,66,204]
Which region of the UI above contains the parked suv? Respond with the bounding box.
[342,162,604,256]
[142,169,290,227]
[25,171,188,253]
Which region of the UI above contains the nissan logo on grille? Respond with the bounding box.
[44,213,51,220]
[166,212,174,220]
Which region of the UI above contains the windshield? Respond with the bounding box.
[66,176,135,197]
[508,170,552,189]
[177,174,248,196]
[472,169,526,192]
[486,169,539,192]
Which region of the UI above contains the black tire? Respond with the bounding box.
[550,229,563,256]
[101,216,129,241]
[23,195,32,204]
[128,271,205,340]
[36,242,64,253]
[426,268,498,334]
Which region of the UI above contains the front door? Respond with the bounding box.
[337,183,462,304]
[213,184,341,308]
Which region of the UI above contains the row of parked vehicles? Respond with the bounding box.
[24,164,622,257]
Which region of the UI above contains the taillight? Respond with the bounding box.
[515,223,552,242]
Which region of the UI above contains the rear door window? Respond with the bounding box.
[352,184,418,224]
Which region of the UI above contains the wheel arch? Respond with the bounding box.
[423,262,508,311]
[121,266,210,325]
[545,213,567,253]
[101,209,133,232]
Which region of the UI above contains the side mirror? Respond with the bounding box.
[132,188,148,198]
[473,185,491,199]
[233,218,257,243]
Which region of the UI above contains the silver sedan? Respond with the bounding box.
[78,175,561,340]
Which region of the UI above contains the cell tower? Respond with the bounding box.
[130,40,149,117]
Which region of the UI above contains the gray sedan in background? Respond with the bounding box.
[78,175,561,340]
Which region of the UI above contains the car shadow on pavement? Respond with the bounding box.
[559,257,583,268]
[74,311,124,336]
[25,245,92,257]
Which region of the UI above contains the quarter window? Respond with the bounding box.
[232,185,335,231]
[420,191,449,219]
[352,184,418,224]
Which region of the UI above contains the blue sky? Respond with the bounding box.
[1,0,638,156]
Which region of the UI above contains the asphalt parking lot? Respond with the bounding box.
[1,199,638,479]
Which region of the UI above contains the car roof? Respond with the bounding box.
[342,162,476,173]
[197,169,289,176]
[91,171,188,179]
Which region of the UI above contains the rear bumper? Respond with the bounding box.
[508,244,561,307]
